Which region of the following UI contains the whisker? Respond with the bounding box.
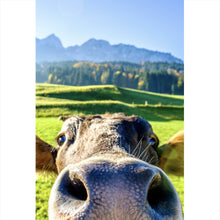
[148,156,157,165]
[139,143,151,160]
[132,136,144,157]
[144,154,151,163]
[132,144,138,156]
[137,141,143,158]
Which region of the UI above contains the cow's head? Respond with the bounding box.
[36,113,183,220]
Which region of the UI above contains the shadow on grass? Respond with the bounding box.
[36,103,184,122]
[37,86,184,106]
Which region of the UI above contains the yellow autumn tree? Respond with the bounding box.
[138,80,145,90]
[48,73,53,83]
[101,71,110,84]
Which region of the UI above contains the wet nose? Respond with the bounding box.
[49,161,182,219]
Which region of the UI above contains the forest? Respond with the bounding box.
[36,61,184,95]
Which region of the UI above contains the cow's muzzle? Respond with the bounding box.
[49,158,182,220]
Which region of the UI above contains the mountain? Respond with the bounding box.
[36,34,183,64]
[36,34,70,62]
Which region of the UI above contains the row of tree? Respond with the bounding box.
[36,61,184,95]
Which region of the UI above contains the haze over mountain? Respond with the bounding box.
[36,34,183,64]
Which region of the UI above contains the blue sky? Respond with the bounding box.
[36,0,184,60]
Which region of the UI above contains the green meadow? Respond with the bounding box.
[36,83,184,220]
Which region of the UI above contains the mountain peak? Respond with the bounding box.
[37,34,63,48]
[82,38,111,47]
[46,33,58,40]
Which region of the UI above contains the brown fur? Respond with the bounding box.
[158,131,184,176]
[36,135,57,172]
[55,113,159,173]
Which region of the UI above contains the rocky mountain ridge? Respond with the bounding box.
[36,34,183,64]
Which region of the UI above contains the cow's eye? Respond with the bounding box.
[148,134,159,149]
[148,137,156,145]
[57,135,66,146]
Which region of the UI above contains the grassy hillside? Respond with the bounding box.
[36,84,184,121]
[36,83,184,220]
[36,83,184,105]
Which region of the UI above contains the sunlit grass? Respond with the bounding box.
[36,173,56,220]
[36,83,184,106]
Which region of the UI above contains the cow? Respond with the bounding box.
[158,131,184,176]
[36,113,183,220]
[36,135,57,173]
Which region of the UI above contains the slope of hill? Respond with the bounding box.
[36,34,183,64]
[36,83,184,121]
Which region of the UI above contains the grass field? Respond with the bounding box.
[36,84,184,106]
[36,83,184,220]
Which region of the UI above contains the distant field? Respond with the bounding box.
[36,84,184,120]
[36,83,184,105]
[36,83,184,220]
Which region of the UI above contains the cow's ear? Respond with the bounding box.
[58,115,72,121]
[36,135,58,173]
[157,131,184,176]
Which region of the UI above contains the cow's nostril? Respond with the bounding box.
[66,175,88,201]
[147,172,178,216]
[58,171,88,201]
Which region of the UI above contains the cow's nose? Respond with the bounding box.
[49,161,182,219]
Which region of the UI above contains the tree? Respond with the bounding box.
[101,71,110,84]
